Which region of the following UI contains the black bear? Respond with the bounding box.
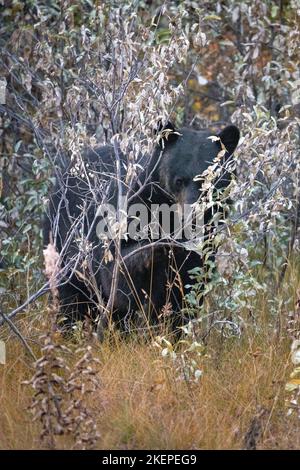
[43,123,240,336]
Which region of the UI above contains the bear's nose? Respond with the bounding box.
[184,183,200,206]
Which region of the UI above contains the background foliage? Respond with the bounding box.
[0,0,300,449]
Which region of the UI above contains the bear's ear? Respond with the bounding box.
[156,121,180,148]
[218,125,240,155]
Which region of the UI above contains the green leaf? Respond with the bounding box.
[203,15,221,21]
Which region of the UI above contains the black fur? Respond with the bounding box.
[43,124,240,333]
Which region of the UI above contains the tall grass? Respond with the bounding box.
[0,260,300,450]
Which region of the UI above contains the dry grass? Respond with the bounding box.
[1,264,300,450]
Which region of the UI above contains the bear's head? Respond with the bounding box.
[156,123,240,207]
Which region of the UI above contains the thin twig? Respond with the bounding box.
[0,309,37,360]
[0,282,50,327]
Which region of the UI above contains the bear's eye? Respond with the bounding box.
[175,177,184,189]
